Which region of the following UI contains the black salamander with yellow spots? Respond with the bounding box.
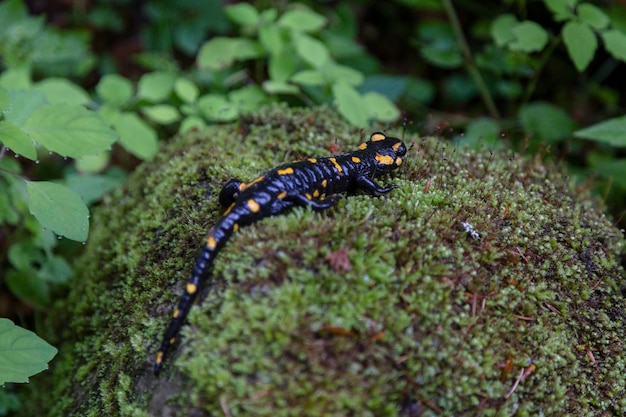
[154,132,407,375]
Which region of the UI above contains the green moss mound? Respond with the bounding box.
[20,106,626,416]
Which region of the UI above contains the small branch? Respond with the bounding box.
[441,0,500,120]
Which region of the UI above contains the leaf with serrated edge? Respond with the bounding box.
[574,116,626,147]
[0,122,37,160]
[22,104,117,158]
[0,318,58,384]
[26,181,89,242]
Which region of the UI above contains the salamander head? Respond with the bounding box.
[359,132,407,173]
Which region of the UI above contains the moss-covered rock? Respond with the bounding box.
[20,105,626,416]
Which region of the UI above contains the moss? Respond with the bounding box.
[18,105,626,416]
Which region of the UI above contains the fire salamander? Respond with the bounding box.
[154,132,407,375]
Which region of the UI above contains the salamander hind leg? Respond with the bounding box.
[283,191,340,211]
[356,175,397,196]
[218,179,243,207]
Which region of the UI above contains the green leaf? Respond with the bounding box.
[65,172,125,205]
[0,87,8,112]
[262,80,300,95]
[601,29,626,62]
[591,158,626,187]
[141,104,180,124]
[197,38,265,70]
[179,116,206,134]
[22,105,117,158]
[197,94,239,121]
[294,34,330,69]
[228,86,269,113]
[75,152,110,174]
[418,22,462,69]
[332,83,368,127]
[362,92,400,123]
[38,255,73,284]
[32,78,90,106]
[458,118,502,149]
[544,0,577,21]
[0,67,32,90]
[7,240,41,272]
[277,9,327,33]
[113,112,159,160]
[578,3,609,30]
[574,116,626,146]
[562,21,597,71]
[491,14,518,47]
[5,90,47,125]
[26,181,89,242]
[174,78,199,103]
[0,318,57,384]
[137,72,176,102]
[519,102,575,143]
[259,25,285,55]
[235,39,266,61]
[224,3,260,27]
[510,21,549,52]
[360,75,408,102]
[5,268,49,307]
[0,122,37,160]
[290,70,325,86]
[323,63,364,86]
[269,49,297,82]
[0,181,20,224]
[96,74,133,107]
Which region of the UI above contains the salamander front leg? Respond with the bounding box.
[356,175,397,196]
[284,191,340,211]
[218,179,243,207]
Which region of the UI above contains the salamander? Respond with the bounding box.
[154,132,407,375]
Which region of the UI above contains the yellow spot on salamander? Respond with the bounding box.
[313,190,320,197]
[277,191,287,199]
[396,157,403,166]
[306,193,312,200]
[322,179,328,188]
[376,153,395,165]
[238,182,247,191]
[233,223,239,232]
[156,351,163,365]
[169,337,176,345]
[308,158,317,163]
[370,133,386,142]
[247,175,265,188]
[358,142,367,150]
[207,236,217,249]
[224,202,235,215]
[277,167,294,175]
[392,142,403,151]
[248,199,260,213]
[186,283,197,294]
[172,309,180,318]
[351,156,361,163]
[320,193,326,199]
[329,157,343,173]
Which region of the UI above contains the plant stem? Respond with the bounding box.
[441,0,500,120]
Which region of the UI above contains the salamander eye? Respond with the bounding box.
[392,141,407,156]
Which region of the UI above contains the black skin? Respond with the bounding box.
[154,132,407,375]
